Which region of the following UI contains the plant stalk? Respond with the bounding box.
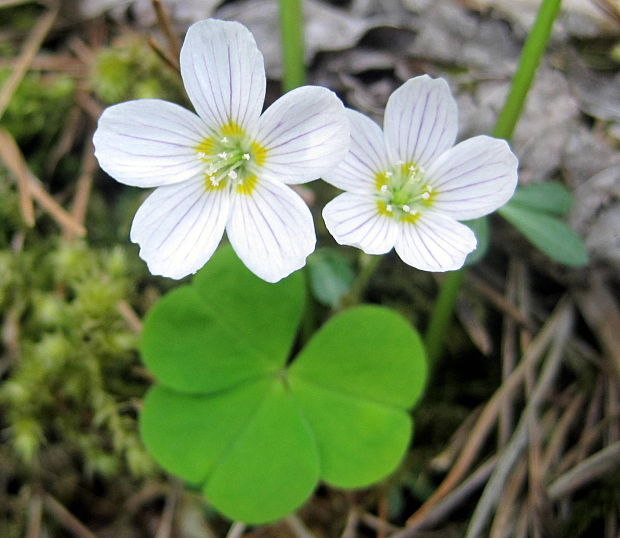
[424,0,563,365]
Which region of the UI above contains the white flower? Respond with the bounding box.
[322,75,518,272]
[93,19,349,282]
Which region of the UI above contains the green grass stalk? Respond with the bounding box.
[278,0,305,91]
[424,0,563,365]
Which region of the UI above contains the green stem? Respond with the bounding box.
[339,253,382,310]
[493,0,563,140]
[424,0,563,365]
[278,0,305,91]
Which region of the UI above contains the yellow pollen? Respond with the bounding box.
[236,174,258,195]
[219,121,245,137]
[250,141,267,167]
[195,137,214,158]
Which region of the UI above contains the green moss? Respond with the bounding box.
[0,237,154,479]
[0,69,75,176]
[91,34,185,105]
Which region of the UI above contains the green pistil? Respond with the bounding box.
[195,123,267,195]
[376,161,435,221]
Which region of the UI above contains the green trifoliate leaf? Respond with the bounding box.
[500,203,588,267]
[139,246,428,523]
[140,246,305,393]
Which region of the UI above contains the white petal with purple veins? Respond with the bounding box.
[180,19,266,131]
[323,192,398,255]
[322,109,390,194]
[226,177,316,282]
[130,178,230,279]
[384,76,457,168]
[427,135,518,220]
[394,212,476,272]
[256,86,349,185]
[93,99,207,188]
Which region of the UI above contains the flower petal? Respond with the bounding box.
[426,135,519,220]
[322,109,390,194]
[130,178,230,279]
[394,212,476,272]
[384,75,458,168]
[93,99,207,188]
[226,177,316,283]
[180,19,265,130]
[256,86,349,184]
[323,193,398,255]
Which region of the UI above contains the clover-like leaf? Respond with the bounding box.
[140,245,305,393]
[139,246,428,524]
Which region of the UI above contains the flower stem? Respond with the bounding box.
[339,253,382,309]
[278,0,305,91]
[424,0,563,366]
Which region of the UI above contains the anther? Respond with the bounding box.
[380,185,388,193]
[422,192,430,200]
[218,152,228,159]
[228,170,238,180]
[209,176,219,186]
[385,171,393,177]
[242,153,250,160]
[386,204,393,212]
[403,204,411,213]
[221,137,228,143]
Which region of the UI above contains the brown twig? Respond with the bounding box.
[147,35,181,76]
[25,492,43,538]
[405,299,573,527]
[155,479,181,538]
[340,507,360,538]
[65,135,97,239]
[0,1,59,119]
[464,299,573,538]
[547,441,620,500]
[0,127,34,226]
[390,457,497,538]
[117,300,143,333]
[150,0,181,62]
[489,459,527,538]
[284,514,316,538]
[46,104,83,176]
[467,272,535,332]
[0,132,86,236]
[44,494,98,538]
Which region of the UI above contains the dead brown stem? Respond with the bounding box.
[0,127,34,226]
[150,0,181,63]
[405,299,572,528]
[0,1,59,119]
[44,494,98,538]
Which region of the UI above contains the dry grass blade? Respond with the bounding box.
[404,299,573,527]
[284,514,316,538]
[390,457,498,537]
[0,1,59,119]
[64,136,96,239]
[150,0,181,63]
[0,128,86,237]
[547,441,620,500]
[0,127,34,226]
[44,494,98,538]
[464,299,574,538]
[575,274,620,386]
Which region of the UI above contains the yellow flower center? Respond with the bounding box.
[375,161,435,222]
[195,121,267,195]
